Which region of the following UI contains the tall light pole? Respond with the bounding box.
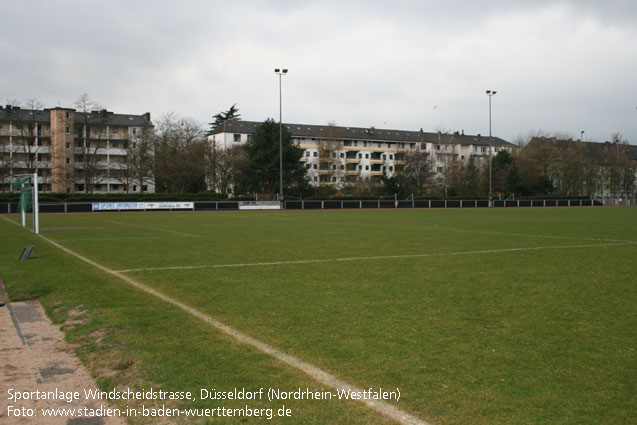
[274,68,288,202]
[486,90,497,207]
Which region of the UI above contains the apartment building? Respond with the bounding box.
[0,105,153,193]
[209,120,516,190]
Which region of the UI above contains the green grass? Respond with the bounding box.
[1,208,636,424]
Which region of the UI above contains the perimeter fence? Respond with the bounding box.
[0,198,614,214]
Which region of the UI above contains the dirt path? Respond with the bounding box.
[0,297,125,425]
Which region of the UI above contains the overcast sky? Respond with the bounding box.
[2,0,636,144]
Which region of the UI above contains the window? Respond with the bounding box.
[390,155,393,160]
[65,157,71,165]
[363,141,367,147]
[133,128,137,135]
[365,153,369,159]
[133,185,137,192]
[65,142,70,149]
[332,152,337,158]
[382,154,386,160]
[313,152,318,157]
[437,167,443,173]
[112,142,118,148]
[313,164,317,169]
[365,165,369,170]
[65,127,70,134]
[65,112,70,119]
[132,142,137,148]
[112,184,119,190]
[436,145,441,150]
[142,185,148,192]
[340,153,344,158]
[305,151,310,157]
[233,134,241,142]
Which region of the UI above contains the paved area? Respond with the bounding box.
[0,296,125,425]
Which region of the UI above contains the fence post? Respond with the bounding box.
[321,200,324,209]
[445,200,447,208]
[359,200,362,209]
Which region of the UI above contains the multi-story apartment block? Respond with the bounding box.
[0,105,154,193]
[209,120,516,190]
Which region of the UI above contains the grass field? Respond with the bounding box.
[1,208,636,424]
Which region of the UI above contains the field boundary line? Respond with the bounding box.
[108,221,201,237]
[33,231,429,425]
[448,228,634,243]
[116,242,635,273]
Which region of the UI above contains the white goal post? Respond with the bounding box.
[10,172,39,234]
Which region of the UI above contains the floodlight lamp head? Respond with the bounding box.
[282,69,288,74]
[274,68,280,73]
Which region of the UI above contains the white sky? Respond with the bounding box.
[2,0,636,144]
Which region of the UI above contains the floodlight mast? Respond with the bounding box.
[274,68,288,203]
[486,90,497,207]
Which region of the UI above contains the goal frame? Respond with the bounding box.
[11,172,39,234]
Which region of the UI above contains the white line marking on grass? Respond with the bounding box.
[55,236,169,242]
[33,231,430,425]
[116,242,635,273]
[108,221,200,237]
[448,228,634,244]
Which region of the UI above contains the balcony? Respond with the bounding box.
[370,159,384,165]
[345,158,360,164]
[318,169,332,175]
[345,170,360,176]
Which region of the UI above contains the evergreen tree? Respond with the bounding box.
[238,119,306,199]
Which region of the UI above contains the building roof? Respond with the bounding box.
[528,137,637,161]
[211,120,514,147]
[0,105,152,127]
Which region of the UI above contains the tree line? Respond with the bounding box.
[2,99,635,199]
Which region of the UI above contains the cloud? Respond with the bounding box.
[1,0,635,143]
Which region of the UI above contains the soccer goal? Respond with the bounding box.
[10,173,39,234]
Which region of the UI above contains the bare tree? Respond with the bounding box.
[317,122,343,189]
[73,94,110,193]
[400,148,433,196]
[153,113,207,193]
[117,125,155,193]
[0,100,47,193]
